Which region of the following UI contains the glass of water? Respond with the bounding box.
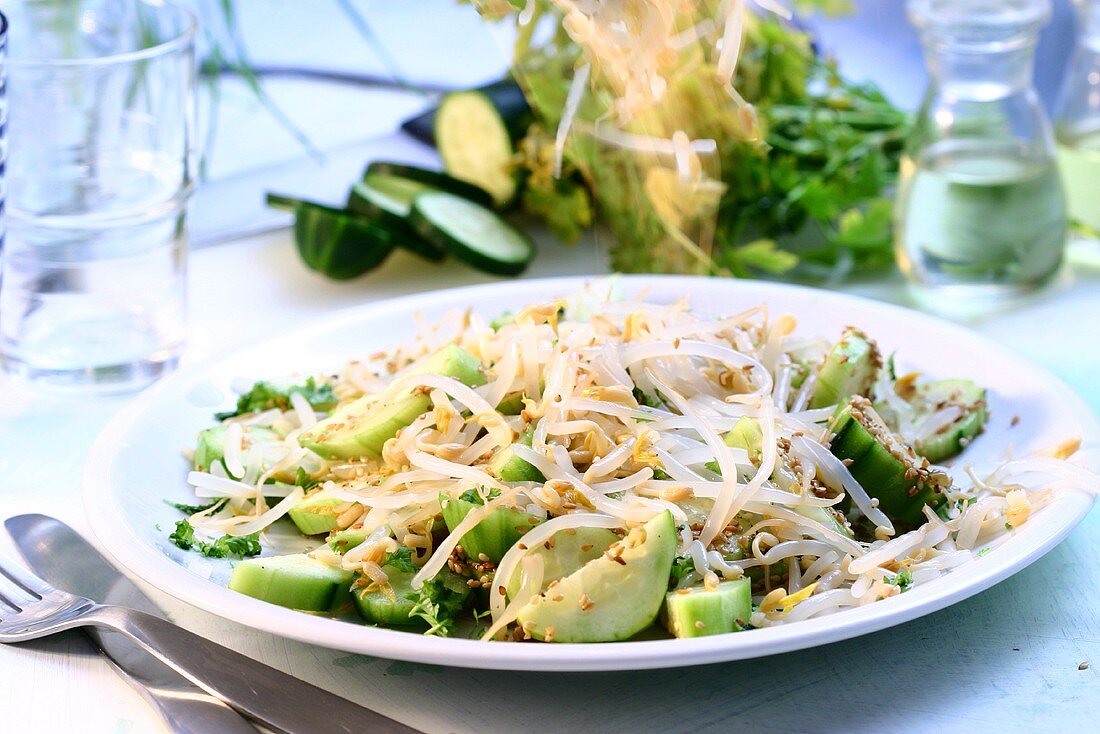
[896,0,1067,307]
[0,0,197,392]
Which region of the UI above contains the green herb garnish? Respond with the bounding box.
[215,376,337,420]
[382,547,418,574]
[168,519,263,560]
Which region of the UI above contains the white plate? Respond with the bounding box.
[83,276,1098,671]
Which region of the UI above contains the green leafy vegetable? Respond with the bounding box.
[168,520,263,560]
[383,547,418,574]
[406,575,470,637]
[216,377,337,420]
[458,487,502,506]
[669,554,696,587]
[168,499,223,516]
[884,567,913,593]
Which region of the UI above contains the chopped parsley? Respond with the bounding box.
[382,547,418,574]
[215,377,337,420]
[458,487,502,506]
[294,466,320,491]
[632,386,659,408]
[884,567,913,593]
[406,575,470,637]
[669,554,696,587]
[167,499,222,516]
[652,467,672,481]
[168,519,262,560]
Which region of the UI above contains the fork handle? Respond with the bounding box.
[87,605,420,734]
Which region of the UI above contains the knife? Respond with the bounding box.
[5,514,259,734]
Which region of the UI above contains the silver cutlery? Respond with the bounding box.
[0,547,421,734]
[5,514,258,734]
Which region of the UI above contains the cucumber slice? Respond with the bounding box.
[810,329,882,409]
[287,494,343,536]
[489,429,545,482]
[496,391,525,416]
[193,426,226,472]
[912,379,988,463]
[365,161,494,207]
[435,91,518,206]
[515,511,677,643]
[505,526,620,598]
[664,579,752,638]
[402,78,531,147]
[346,174,445,262]
[299,344,486,460]
[440,495,542,564]
[830,397,951,528]
[409,192,535,276]
[352,568,421,627]
[291,200,395,280]
[328,527,370,554]
[228,554,354,612]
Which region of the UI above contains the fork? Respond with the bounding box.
[0,552,421,734]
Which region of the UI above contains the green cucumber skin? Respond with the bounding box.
[408,193,535,276]
[440,496,541,564]
[346,182,446,262]
[912,380,989,463]
[228,554,354,612]
[364,161,494,208]
[352,569,422,627]
[293,202,395,280]
[287,496,343,536]
[916,406,987,463]
[810,329,880,409]
[830,409,946,528]
[435,91,519,207]
[193,426,226,472]
[664,579,752,638]
[299,345,486,460]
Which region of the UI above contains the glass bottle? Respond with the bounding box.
[1054,0,1100,243]
[896,0,1067,303]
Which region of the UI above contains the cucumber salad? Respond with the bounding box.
[172,287,1095,643]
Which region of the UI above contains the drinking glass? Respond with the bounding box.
[0,0,197,392]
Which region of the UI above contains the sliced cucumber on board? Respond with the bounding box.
[347,173,446,262]
[436,90,519,206]
[402,78,531,148]
[284,198,395,280]
[409,192,535,276]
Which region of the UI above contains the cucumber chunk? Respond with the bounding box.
[228,554,353,612]
[299,344,486,460]
[664,579,752,638]
[489,429,545,482]
[515,511,677,643]
[505,526,620,598]
[810,328,882,409]
[409,192,535,276]
[328,528,370,554]
[287,494,344,536]
[911,379,988,463]
[353,568,471,628]
[436,90,518,206]
[830,397,951,528]
[193,426,226,472]
[440,495,542,564]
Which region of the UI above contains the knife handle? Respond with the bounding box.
[88,605,420,734]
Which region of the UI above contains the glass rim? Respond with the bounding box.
[5,0,196,69]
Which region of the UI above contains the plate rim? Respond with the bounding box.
[82,274,1099,671]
